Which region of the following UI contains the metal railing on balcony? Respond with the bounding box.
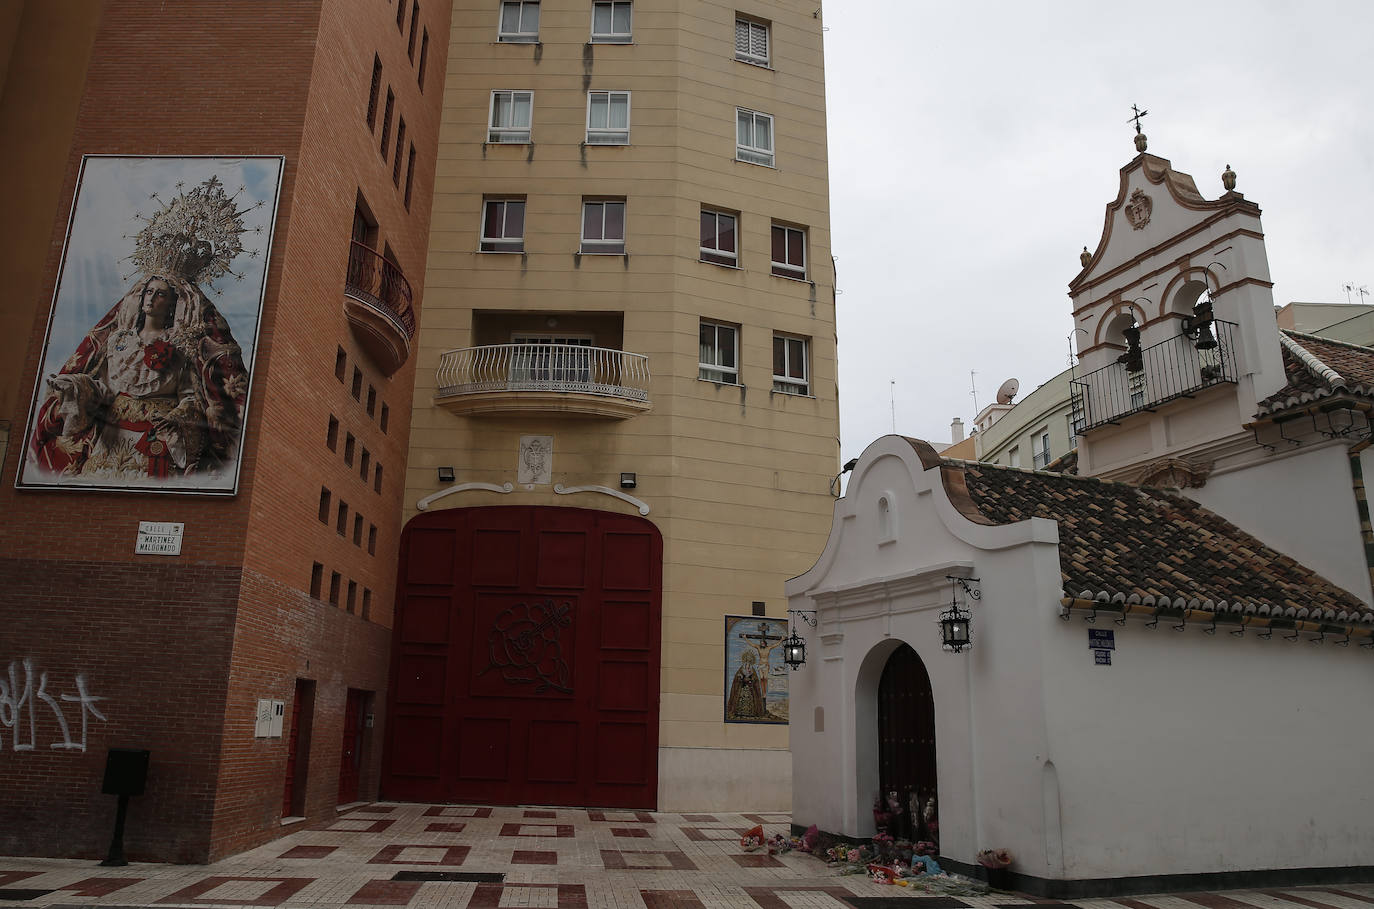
[345,240,415,338]
[1070,320,1240,433]
[436,343,651,402]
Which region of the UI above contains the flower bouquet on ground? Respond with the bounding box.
[740,825,765,851]
[977,848,1013,890]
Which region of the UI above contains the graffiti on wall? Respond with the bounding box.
[0,659,107,753]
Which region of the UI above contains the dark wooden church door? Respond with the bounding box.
[876,643,938,843]
[382,506,663,808]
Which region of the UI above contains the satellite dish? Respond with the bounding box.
[996,378,1020,405]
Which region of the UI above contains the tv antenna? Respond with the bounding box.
[890,381,896,433]
[970,371,979,415]
[1344,283,1370,305]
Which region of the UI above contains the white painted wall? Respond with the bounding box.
[1188,443,1371,606]
[790,434,1374,885]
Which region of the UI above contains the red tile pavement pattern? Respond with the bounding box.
[511,850,558,865]
[0,873,40,887]
[498,822,574,837]
[468,882,587,908]
[742,885,858,909]
[279,845,339,859]
[731,854,784,868]
[424,822,468,833]
[640,890,707,909]
[600,849,698,871]
[57,877,142,896]
[612,827,651,837]
[347,880,421,905]
[423,806,492,818]
[156,876,313,906]
[368,844,470,865]
[588,810,655,823]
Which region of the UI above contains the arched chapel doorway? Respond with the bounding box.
[381,505,663,808]
[876,643,938,844]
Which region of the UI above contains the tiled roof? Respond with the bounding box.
[924,445,1373,623]
[1255,330,1374,416]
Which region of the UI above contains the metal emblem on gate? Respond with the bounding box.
[480,598,574,693]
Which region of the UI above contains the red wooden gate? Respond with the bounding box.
[338,689,366,804]
[382,506,663,808]
[877,643,938,844]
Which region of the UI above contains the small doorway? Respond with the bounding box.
[876,643,937,845]
[338,689,368,805]
[282,679,315,818]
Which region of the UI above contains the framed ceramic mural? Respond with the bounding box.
[18,155,283,495]
[724,615,789,724]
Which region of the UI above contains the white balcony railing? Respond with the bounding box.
[436,343,650,403]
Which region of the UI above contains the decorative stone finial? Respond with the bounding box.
[1222,163,1236,191]
[1128,104,1149,153]
[1134,132,1148,153]
[1080,246,1092,268]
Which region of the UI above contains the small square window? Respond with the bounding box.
[736,108,774,166]
[481,197,526,252]
[699,319,738,384]
[700,208,737,266]
[771,224,806,279]
[772,334,809,395]
[581,199,625,254]
[498,1,540,43]
[591,1,632,43]
[489,90,533,143]
[326,416,339,451]
[586,91,630,144]
[735,16,769,66]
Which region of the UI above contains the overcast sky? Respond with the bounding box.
[822,0,1374,461]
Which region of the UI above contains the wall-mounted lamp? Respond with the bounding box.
[782,609,817,669]
[437,466,455,483]
[939,576,980,653]
[620,472,637,489]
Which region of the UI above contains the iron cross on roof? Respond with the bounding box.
[1129,103,1149,135]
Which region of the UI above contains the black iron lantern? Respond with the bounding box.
[783,609,817,669]
[940,576,980,653]
[1117,325,1144,373]
[1182,295,1218,351]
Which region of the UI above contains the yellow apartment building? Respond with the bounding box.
[387,0,839,810]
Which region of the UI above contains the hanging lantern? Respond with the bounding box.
[940,576,980,653]
[782,629,807,669]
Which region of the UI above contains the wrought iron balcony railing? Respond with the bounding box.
[437,343,651,403]
[345,240,415,338]
[1070,320,1239,434]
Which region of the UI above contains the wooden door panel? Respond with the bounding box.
[383,506,661,808]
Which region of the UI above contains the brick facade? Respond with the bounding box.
[0,0,448,861]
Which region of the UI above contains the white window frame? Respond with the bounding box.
[770,223,806,280]
[1009,446,1021,469]
[699,319,739,384]
[498,0,540,42]
[735,108,774,167]
[772,333,809,395]
[586,91,631,145]
[1032,429,1051,470]
[590,1,632,43]
[488,90,533,143]
[735,16,769,66]
[580,199,626,254]
[480,197,526,253]
[700,208,738,267]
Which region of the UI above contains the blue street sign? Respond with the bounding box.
[1094,649,1112,665]
[1088,629,1115,650]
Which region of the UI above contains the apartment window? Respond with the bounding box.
[362,588,373,620]
[329,572,341,606]
[771,224,806,279]
[352,367,363,400]
[337,501,348,536]
[591,1,632,42]
[318,487,331,523]
[368,524,378,555]
[380,404,390,432]
[581,199,625,254]
[353,514,363,546]
[1032,430,1051,470]
[586,91,630,144]
[511,334,593,384]
[404,144,416,210]
[407,1,420,60]
[481,197,526,252]
[393,118,407,185]
[310,563,323,599]
[418,28,430,89]
[735,16,769,66]
[736,108,774,166]
[366,55,382,130]
[360,449,371,481]
[344,433,356,466]
[772,334,809,395]
[374,463,384,492]
[498,1,540,42]
[335,347,347,381]
[366,386,377,416]
[326,416,339,451]
[380,88,395,158]
[700,209,737,266]
[347,580,357,614]
[699,319,739,384]
[1067,412,1080,449]
[488,90,533,143]
[1009,446,1021,469]
[396,0,406,31]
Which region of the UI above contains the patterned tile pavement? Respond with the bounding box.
[0,803,1371,909]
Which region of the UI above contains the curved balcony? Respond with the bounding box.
[436,343,652,418]
[344,240,415,376]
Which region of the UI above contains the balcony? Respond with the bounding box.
[344,241,415,376]
[435,343,652,418]
[1071,320,1239,434]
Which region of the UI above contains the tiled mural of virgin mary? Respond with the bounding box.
[19,156,282,494]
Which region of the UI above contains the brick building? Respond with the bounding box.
[0,0,449,861]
